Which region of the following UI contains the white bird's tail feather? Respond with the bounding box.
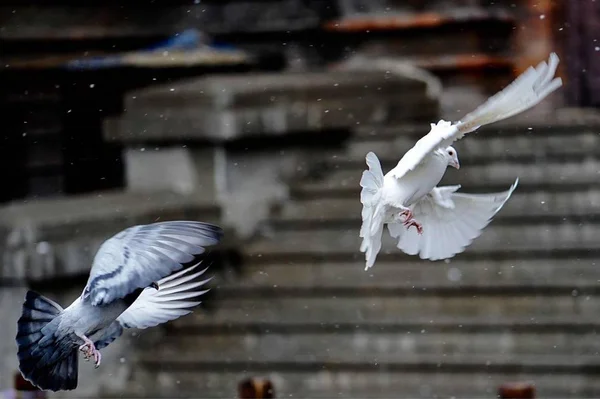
[457,52,562,134]
[359,152,386,270]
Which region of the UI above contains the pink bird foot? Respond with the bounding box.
[403,218,423,235]
[78,335,102,368]
[399,209,414,221]
[396,209,423,235]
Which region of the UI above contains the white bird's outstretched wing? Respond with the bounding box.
[359,152,387,270]
[83,220,223,307]
[388,178,518,261]
[92,262,212,349]
[389,53,562,180]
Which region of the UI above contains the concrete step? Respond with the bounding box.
[326,6,515,33]
[170,315,600,334]
[244,223,600,259]
[273,189,600,225]
[216,258,600,291]
[294,159,600,198]
[351,112,600,141]
[140,353,600,375]
[116,369,600,398]
[179,292,599,325]
[339,129,600,167]
[149,331,600,364]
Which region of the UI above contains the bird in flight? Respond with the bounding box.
[359,53,562,269]
[16,220,223,391]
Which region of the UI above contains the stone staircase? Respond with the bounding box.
[119,113,600,398]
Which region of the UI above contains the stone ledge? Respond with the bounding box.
[140,352,600,371]
[343,129,600,166]
[353,108,600,138]
[324,7,516,32]
[0,190,220,281]
[152,331,600,363]
[244,223,600,256]
[218,258,600,290]
[104,70,439,143]
[273,190,600,223]
[104,96,438,143]
[114,369,600,399]
[179,293,599,325]
[0,2,329,40]
[124,71,432,110]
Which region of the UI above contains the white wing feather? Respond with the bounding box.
[117,261,212,330]
[389,53,562,180]
[359,152,387,269]
[84,220,223,307]
[388,178,518,261]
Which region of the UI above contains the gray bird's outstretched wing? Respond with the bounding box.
[83,220,223,307]
[91,261,212,349]
[118,261,211,329]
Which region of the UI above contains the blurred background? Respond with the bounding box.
[0,0,599,398]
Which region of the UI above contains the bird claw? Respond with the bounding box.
[79,339,102,368]
[399,209,414,221]
[397,209,423,235]
[404,219,424,235]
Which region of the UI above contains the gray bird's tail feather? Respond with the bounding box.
[16,290,78,391]
[359,151,386,270]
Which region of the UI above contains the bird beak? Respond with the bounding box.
[150,282,159,290]
[451,160,460,170]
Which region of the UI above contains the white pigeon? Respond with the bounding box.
[359,53,563,270]
[16,220,223,392]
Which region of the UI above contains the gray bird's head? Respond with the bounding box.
[442,146,460,170]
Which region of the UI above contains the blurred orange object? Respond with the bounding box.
[498,381,536,398]
[238,377,275,398]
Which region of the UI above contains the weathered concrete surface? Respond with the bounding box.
[157,330,600,360]
[106,68,440,240]
[218,258,600,289]
[0,190,219,281]
[181,294,596,324]
[123,71,433,110]
[113,112,600,398]
[111,369,600,398]
[350,108,600,139]
[0,286,28,390]
[294,159,600,198]
[333,54,443,100]
[120,144,334,239]
[274,189,600,223]
[124,147,218,196]
[0,1,330,40]
[105,96,438,142]
[104,70,439,143]
[100,65,441,242]
[216,148,309,239]
[344,128,600,164]
[244,223,600,256]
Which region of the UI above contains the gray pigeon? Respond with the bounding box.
[16,220,223,392]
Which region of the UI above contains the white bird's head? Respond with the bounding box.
[442,146,460,170]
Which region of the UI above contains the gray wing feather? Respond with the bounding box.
[83,221,223,307]
[92,321,124,350]
[118,261,212,329]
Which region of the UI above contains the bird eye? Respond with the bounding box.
[448,150,454,156]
